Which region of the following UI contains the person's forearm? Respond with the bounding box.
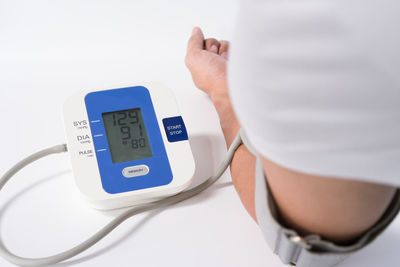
[230,145,257,221]
[211,91,258,221]
[211,93,241,148]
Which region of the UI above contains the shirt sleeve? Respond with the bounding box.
[228,0,400,186]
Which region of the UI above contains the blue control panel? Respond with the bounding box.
[85,86,173,194]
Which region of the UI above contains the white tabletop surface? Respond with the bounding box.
[0,1,399,266]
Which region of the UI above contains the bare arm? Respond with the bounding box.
[185,27,397,244]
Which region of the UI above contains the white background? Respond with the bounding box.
[0,0,399,266]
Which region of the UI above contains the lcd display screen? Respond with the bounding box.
[102,108,153,163]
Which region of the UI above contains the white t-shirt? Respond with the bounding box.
[228,0,400,186]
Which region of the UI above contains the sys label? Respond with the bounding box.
[162,116,188,142]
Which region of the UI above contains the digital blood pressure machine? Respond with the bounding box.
[0,82,242,267]
[64,83,195,209]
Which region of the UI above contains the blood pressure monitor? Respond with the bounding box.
[63,83,195,210]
